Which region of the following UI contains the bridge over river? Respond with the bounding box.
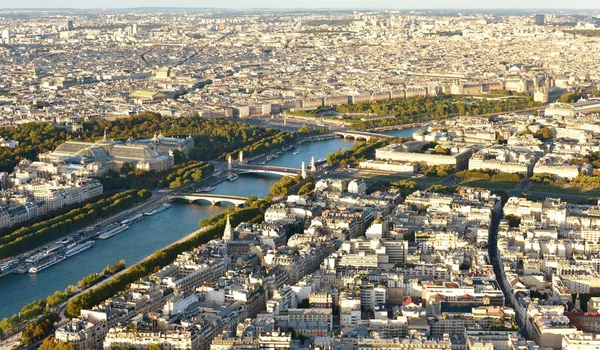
[168,193,247,206]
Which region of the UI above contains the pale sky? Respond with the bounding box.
[2,0,599,9]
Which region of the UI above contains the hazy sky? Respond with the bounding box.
[3,0,600,9]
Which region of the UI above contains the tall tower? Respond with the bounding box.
[172,20,178,35]
[534,14,545,26]
[223,215,233,242]
[65,19,74,31]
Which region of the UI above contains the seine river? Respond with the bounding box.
[0,127,420,318]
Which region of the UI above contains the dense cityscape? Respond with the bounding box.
[1,6,600,350]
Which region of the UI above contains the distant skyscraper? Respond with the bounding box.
[171,21,178,35]
[132,23,138,35]
[535,14,545,26]
[65,19,74,31]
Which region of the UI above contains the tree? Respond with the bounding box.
[433,145,450,155]
[245,194,259,206]
[297,298,310,308]
[298,182,315,196]
[39,336,78,350]
[298,125,311,134]
[171,149,185,165]
[21,313,59,345]
[46,290,68,308]
[120,162,134,176]
[536,127,553,140]
[505,214,521,228]
[426,184,455,194]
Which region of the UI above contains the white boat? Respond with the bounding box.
[195,186,215,193]
[292,151,300,156]
[144,203,172,216]
[227,174,239,181]
[98,225,129,240]
[120,213,144,226]
[29,255,66,274]
[0,260,16,275]
[25,252,47,264]
[65,241,95,257]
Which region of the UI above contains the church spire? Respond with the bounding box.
[223,215,233,242]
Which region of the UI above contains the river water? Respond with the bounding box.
[0,127,420,319]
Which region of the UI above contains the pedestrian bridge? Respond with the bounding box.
[334,130,395,141]
[232,164,302,177]
[168,193,247,206]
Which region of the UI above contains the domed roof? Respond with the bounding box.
[75,146,110,160]
[143,148,159,158]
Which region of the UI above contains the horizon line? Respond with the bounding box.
[1,6,600,10]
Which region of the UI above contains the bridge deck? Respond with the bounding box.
[173,193,247,200]
[232,164,300,172]
[334,131,394,139]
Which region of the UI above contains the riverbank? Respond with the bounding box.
[0,191,159,277]
[0,135,359,320]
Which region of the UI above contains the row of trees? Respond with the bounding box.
[0,190,121,238]
[531,171,600,188]
[0,190,151,259]
[225,132,297,161]
[162,161,214,189]
[565,29,600,37]
[457,169,522,182]
[20,312,60,346]
[0,123,72,173]
[0,260,126,339]
[327,139,389,167]
[98,160,214,192]
[298,181,315,196]
[77,260,126,290]
[65,206,264,318]
[0,112,279,173]
[269,174,304,197]
[572,152,600,168]
[335,94,540,130]
[421,164,455,177]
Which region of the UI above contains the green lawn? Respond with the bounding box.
[529,185,600,197]
[457,180,517,190]
[360,172,440,183]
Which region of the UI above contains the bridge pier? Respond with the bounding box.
[301,161,307,179]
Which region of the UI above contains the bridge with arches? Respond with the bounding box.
[231,164,303,177]
[168,193,247,206]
